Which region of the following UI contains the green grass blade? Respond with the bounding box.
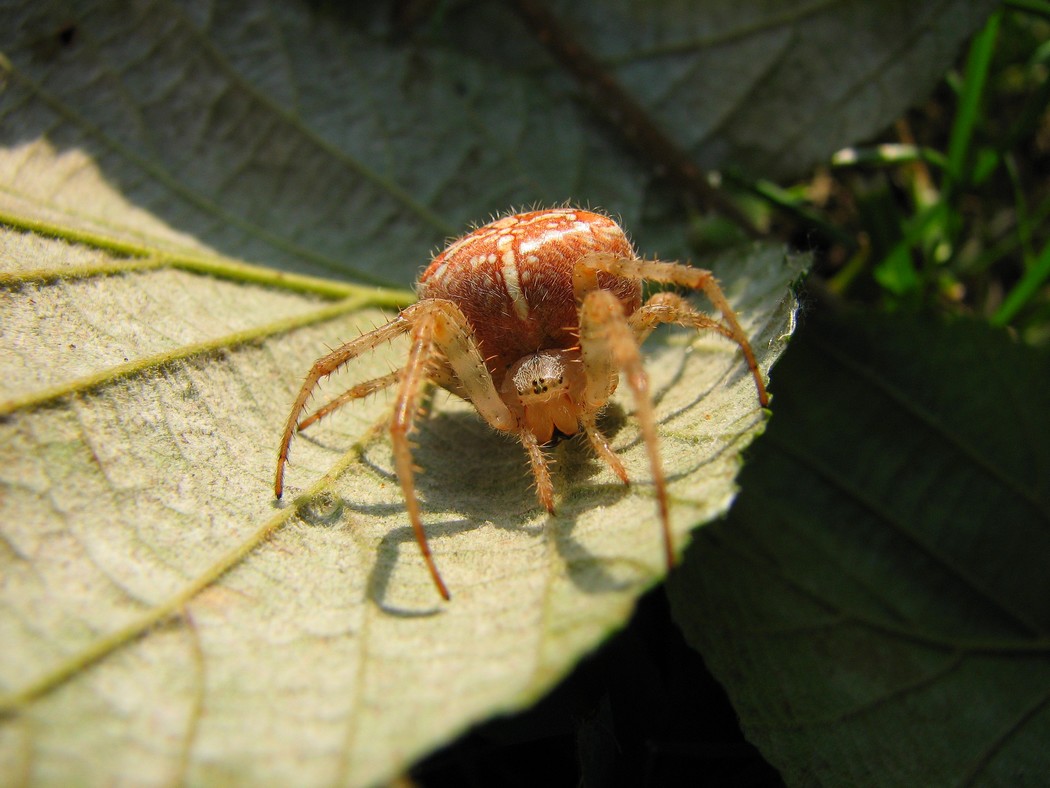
[993,238,1050,325]
[946,11,1003,184]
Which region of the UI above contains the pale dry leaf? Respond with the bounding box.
[0,220,802,785]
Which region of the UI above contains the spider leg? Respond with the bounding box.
[390,307,450,601]
[629,291,735,344]
[422,302,516,434]
[580,413,629,485]
[518,429,555,514]
[275,312,413,499]
[297,358,457,432]
[297,369,403,431]
[578,288,675,570]
[574,254,768,407]
[390,299,516,601]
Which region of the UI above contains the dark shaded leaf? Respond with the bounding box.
[669,306,1050,786]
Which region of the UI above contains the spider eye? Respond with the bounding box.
[512,351,570,401]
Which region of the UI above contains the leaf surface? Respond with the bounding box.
[1,0,993,282]
[0,0,997,782]
[668,308,1050,786]
[0,222,800,784]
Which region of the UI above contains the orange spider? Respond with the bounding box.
[275,209,767,599]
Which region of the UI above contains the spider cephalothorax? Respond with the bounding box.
[275,209,767,599]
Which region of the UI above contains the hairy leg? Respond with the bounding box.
[389,308,451,600]
[518,428,555,514]
[297,369,403,431]
[276,299,516,500]
[574,254,768,407]
[275,313,412,499]
[297,354,471,432]
[578,288,674,569]
[389,299,519,600]
[629,291,734,344]
[580,412,629,485]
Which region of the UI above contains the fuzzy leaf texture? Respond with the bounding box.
[0,222,800,785]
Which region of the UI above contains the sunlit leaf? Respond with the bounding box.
[0,220,801,783]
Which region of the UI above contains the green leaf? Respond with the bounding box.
[0,220,800,784]
[0,0,994,283]
[0,0,999,781]
[668,307,1050,786]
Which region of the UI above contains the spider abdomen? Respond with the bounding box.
[419,209,642,379]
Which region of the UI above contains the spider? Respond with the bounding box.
[275,208,767,600]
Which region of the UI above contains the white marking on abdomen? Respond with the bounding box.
[497,234,530,321]
[429,260,450,283]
